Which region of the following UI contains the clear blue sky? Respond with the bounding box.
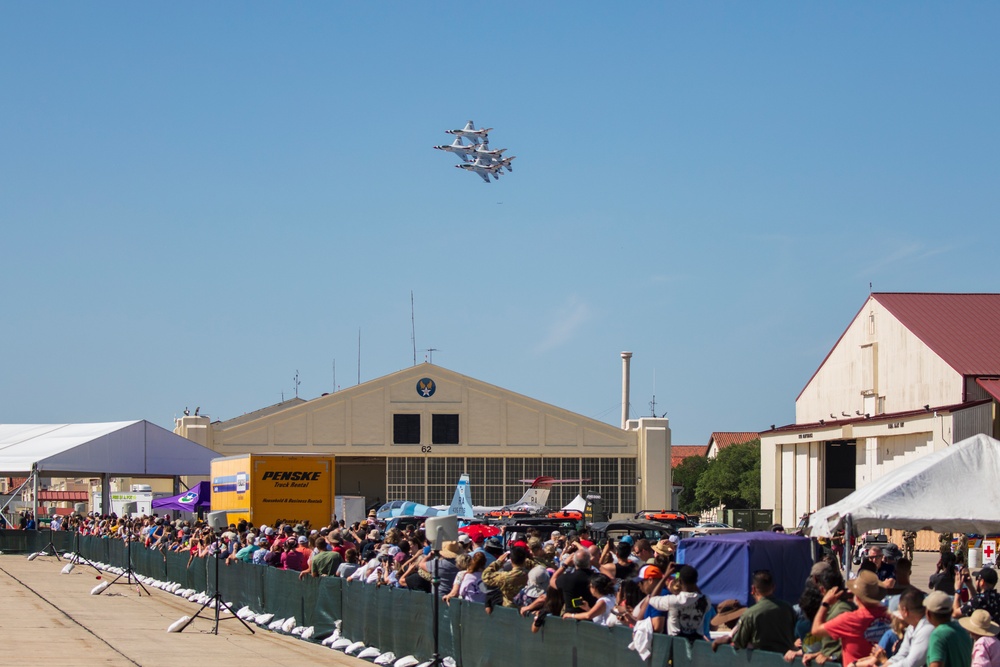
[2,4,998,444]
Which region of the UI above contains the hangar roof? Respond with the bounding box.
[875,293,1000,376]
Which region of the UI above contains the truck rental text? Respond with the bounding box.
[209,454,335,528]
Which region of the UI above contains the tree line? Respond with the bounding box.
[672,438,761,514]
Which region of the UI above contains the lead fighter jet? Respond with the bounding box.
[445,120,492,145]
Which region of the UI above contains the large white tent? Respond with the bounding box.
[808,433,1000,538]
[0,421,219,516]
[0,421,217,477]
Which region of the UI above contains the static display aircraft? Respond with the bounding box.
[376,474,474,520]
[445,120,492,145]
[377,474,589,520]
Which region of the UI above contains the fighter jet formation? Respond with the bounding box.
[434,120,516,184]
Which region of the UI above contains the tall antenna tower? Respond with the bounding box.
[649,368,658,417]
[411,291,417,366]
[293,370,301,398]
[357,328,361,385]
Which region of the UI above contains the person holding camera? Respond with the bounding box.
[551,545,598,615]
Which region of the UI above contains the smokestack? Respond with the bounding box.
[621,351,632,429]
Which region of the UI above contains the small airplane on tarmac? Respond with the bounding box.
[376,474,474,520]
[376,475,584,520]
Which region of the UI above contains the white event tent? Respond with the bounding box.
[0,420,219,515]
[807,433,1000,539]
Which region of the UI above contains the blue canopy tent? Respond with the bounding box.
[677,531,812,607]
[151,481,211,512]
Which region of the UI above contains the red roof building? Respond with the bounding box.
[707,432,759,458]
[762,293,1000,528]
[670,445,708,469]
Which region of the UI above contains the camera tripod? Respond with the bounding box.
[178,549,254,635]
[98,534,149,596]
[32,526,63,561]
[66,529,104,576]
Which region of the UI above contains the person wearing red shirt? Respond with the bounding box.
[812,570,893,667]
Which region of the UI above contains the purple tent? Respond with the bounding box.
[676,531,812,607]
[151,481,211,512]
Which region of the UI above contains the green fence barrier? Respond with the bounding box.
[0,532,835,667]
[311,576,342,637]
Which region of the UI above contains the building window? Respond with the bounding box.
[432,414,459,444]
[861,344,876,395]
[393,414,420,444]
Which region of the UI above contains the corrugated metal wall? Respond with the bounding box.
[953,402,993,442]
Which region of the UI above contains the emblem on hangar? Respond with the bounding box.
[417,378,436,398]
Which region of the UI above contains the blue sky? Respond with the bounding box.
[2,4,998,444]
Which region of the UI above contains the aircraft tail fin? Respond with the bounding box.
[447,474,473,518]
[513,476,555,508]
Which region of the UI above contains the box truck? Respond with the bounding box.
[334,495,367,527]
[210,454,335,528]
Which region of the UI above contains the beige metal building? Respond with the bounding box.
[175,361,673,515]
[761,293,1000,528]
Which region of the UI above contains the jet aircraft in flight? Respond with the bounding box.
[445,120,492,145]
[433,136,478,162]
[455,157,503,183]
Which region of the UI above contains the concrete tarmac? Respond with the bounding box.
[0,554,372,667]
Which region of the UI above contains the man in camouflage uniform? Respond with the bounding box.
[482,545,530,607]
[939,532,954,558]
[903,530,917,561]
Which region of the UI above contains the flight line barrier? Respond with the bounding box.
[1,530,818,667]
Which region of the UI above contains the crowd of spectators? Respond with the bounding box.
[20,509,999,665]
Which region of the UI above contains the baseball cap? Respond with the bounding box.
[619,535,634,545]
[457,534,472,546]
[297,535,308,545]
[924,590,952,615]
[638,565,663,580]
[974,567,999,586]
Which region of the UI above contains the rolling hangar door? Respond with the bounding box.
[386,455,637,515]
